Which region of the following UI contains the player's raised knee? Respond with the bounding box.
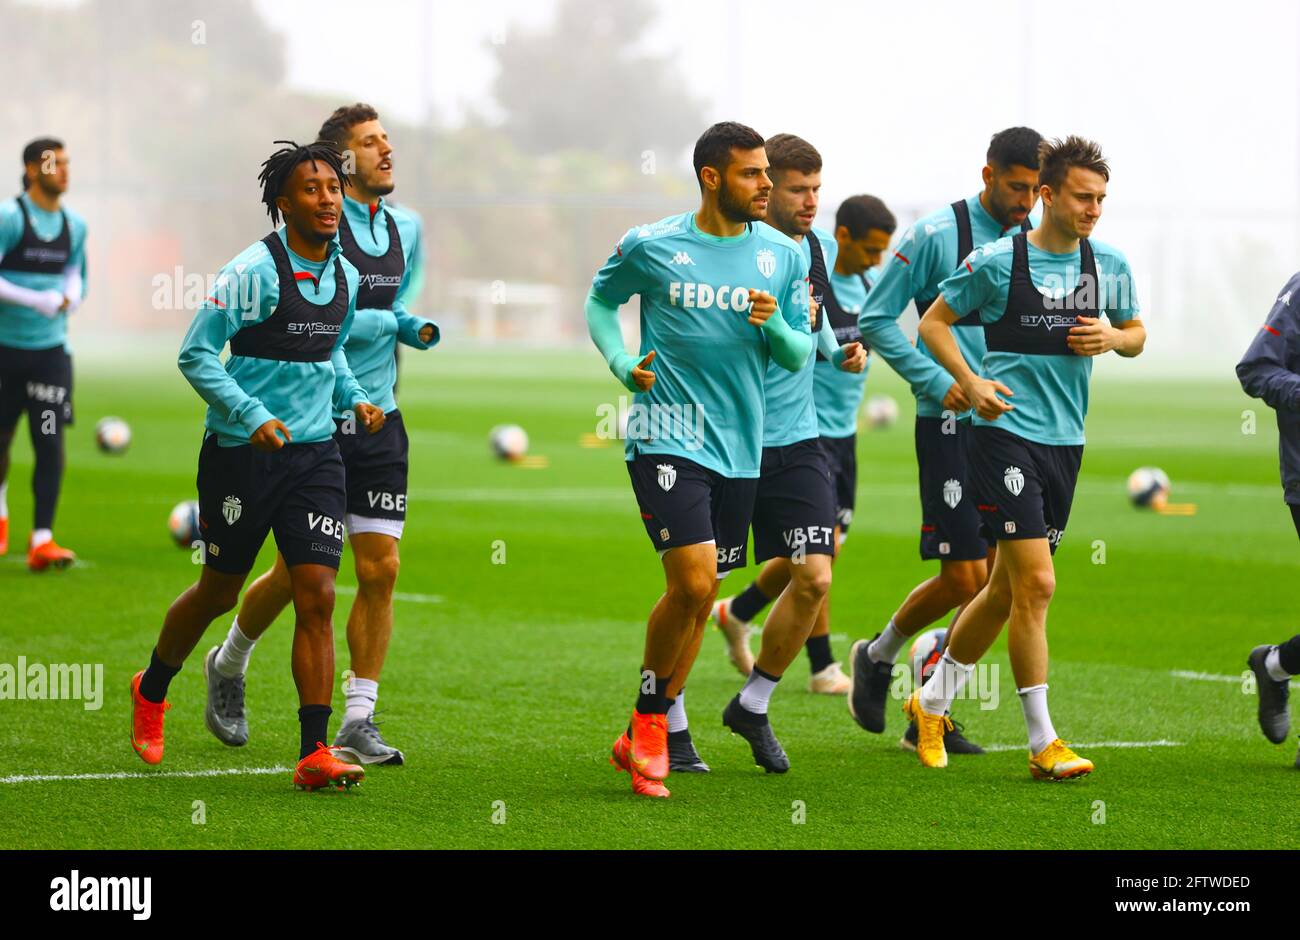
[790,560,832,599]
[203,583,243,617]
[668,567,715,610]
[355,550,399,595]
[1014,569,1056,607]
[940,563,984,605]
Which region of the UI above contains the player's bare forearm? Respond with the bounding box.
[1114,319,1146,358]
[917,299,975,392]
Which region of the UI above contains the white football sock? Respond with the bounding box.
[345,677,378,724]
[1265,647,1291,682]
[918,650,972,716]
[214,618,257,678]
[1018,684,1058,755]
[30,528,52,548]
[667,692,688,732]
[867,619,907,664]
[0,482,8,517]
[738,669,780,715]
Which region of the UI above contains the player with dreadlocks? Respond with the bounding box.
[128,140,387,791]
[206,106,438,767]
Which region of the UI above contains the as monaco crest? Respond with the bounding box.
[1003,466,1025,496]
[942,478,962,509]
[657,464,676,491]
[756,248,776,278]
[222,495,242,525]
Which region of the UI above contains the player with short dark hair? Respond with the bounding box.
[587,121,812,796]
[712,189,886,697]
[128,140,387,791]
[850,127,1044,753]
[204,105,437,767]
[0,137,88,571]
[1237,272,1300,763]
[698,134,866,772]
[911,135,1145,777]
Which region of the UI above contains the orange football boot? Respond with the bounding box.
[629,710,669,780]
[129,671,170,765]
[610,730,669,798]
[0,516,8,555]
[294,742,365,791]
[28,537,75,572]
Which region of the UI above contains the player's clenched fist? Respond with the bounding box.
[355,401,386,434]
[747,289,778,327]
[838,342,867,374]
[941,382,971,412]
[631,350,656,391]
[963,377,1015,421]
[251,418,292,452]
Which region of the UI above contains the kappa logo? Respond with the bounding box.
[942,478,962,509]
[756,248,776,278]
[669,251,694,266]
[1280,290,1292,307]
[656,463,676,491]
[1004,466,1025,496]
[222,496,242,525]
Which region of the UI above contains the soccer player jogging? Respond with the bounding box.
[587,122,812,797]
[0,138,87,571]
[1237,276,1300,763]
[849,127,1043,753]
[910,136,1145,777]
[204,105,438,766]
[707,135,866,774]
[128,141,388,791]
[713,194,893,694]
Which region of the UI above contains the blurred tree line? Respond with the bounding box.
[0,0,703,336]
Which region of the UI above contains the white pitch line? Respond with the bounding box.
[1,765,293,785]
[1170,670,1242,683]
[334,585,443,604]
[980,740,1184,753]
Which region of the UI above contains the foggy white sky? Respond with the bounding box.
[256,0,1300,211]
[253,0,1300,369]
[23,0,1300,366]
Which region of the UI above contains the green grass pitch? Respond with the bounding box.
[2,348,1298,849]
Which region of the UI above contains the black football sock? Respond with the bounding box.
[1278,634,1300,676]
[668,728,693,743]
[138,648,180,704]
[298,705,331,760]
[805,634,834,673]
[635,669,672,714]
[29,420,64,531]
[730,582,771,623]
